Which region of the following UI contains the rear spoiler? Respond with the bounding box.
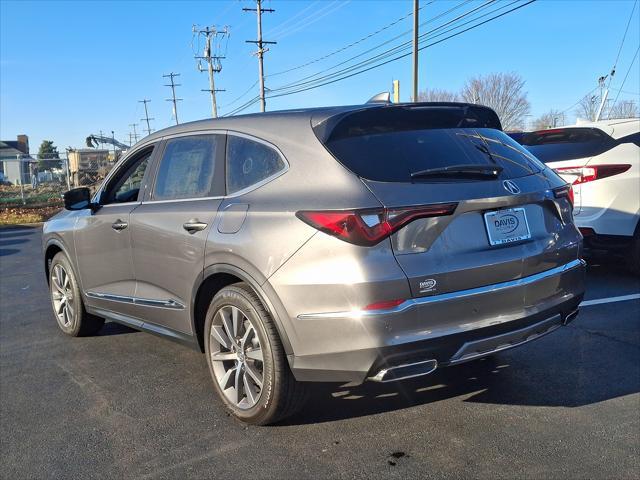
[312,102,503,144]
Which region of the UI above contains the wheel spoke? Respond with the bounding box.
[244,363,263,389]
[210,324,231,349]
[219,366,236,390]
[231,306,241,338]
[241,324,255,346]
[52,266,64,292]
[56,297,66,314]
[245,348,263,362]
[62,273,70,289]
[220,309,235,345]
[234,365,242,404]
[210,351,237,362]
[243,372,258,405]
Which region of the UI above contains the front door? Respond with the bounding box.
[75,145,156,318]
[129,133,226,334]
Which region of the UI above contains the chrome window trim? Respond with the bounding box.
[297,258,585,320]
[139,129,290,204]
[86,291,185,310]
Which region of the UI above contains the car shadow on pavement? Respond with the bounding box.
[98,321,140,337]
[280,340,640,425]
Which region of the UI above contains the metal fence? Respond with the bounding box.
[0,152,119,208]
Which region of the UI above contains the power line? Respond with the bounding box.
[138,99,154,135]
[265,0,321,37]
[609,45,640,115]
[194,25,229,118]
[268,1,435,79]
[243,0,276,112]
[609,0,638,87]
[267,0,489,93]
[266,0,509,97]
[163,72,183,125]
[265,0,535,100]
[226,0,533,116]
[272,1,351,41]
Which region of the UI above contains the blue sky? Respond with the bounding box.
[1,0,639,152]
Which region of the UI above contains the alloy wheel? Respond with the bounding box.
[51,264,75,328]
[209,305,264,409]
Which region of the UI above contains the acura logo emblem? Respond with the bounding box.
[503,180,520,195]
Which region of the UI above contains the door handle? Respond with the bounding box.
[183,221,208,234]
[112,220,128,231]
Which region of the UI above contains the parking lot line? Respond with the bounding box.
[580,293,640,307]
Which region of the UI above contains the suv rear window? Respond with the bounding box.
[516,128,617,163]
[325,128,542,182]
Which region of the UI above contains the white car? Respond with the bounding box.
[515,118,640,272]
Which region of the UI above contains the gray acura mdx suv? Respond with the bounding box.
[43,102,585,424]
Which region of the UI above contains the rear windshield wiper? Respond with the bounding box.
[410,164,503,179]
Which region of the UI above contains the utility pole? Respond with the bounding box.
[163,72,183,125]
[244,0,275,112]
[111,130,117,163]
[98,130,104,149]
[412,0,419,102]
[138,99,154,135]
[128,123,140,145]
[193,26,229,118]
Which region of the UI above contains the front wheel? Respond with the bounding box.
[49,252,104,337]
[204,283,307,425]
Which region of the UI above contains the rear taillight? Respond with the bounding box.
[296,203,458,246]
[553,184,574,208]
[555,164,631,185]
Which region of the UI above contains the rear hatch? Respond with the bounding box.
[314,104,580,298]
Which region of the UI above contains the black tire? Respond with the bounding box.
[49,252,105,337]
[204,283,307,425]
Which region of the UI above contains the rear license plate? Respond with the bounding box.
[484,207,531,246]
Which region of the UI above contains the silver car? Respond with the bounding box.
[43,102,585,424]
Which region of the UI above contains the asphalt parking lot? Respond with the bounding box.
[1,226,638,479]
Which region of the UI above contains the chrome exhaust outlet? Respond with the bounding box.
[368,359,438,383]
[563,308,579,325]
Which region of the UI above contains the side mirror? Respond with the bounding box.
[63,187,93,211]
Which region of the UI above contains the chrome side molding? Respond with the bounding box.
[86,291,185,310]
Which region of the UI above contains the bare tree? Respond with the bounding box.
[532,110,566,130]
[416,88,459,102]
[460,72,530,130]
[608,100,638,119]
[575,94,600,121]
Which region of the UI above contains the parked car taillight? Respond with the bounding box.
[555,164,631,185]
[296,203,458,246]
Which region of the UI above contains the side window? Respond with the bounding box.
[226,136,285,194]
[154,135,221,200]
[103,148,153,204]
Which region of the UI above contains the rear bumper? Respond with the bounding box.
[288,259,586,384]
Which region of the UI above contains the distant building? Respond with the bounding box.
[67,148,111,186]
[0,134,34,184]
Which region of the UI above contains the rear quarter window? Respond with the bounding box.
[226,136,285,194]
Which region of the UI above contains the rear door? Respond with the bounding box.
[317,108,580,298]
[129,133,226,334]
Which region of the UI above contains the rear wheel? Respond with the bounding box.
[204,283,307,425]
[49,252,104,336]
